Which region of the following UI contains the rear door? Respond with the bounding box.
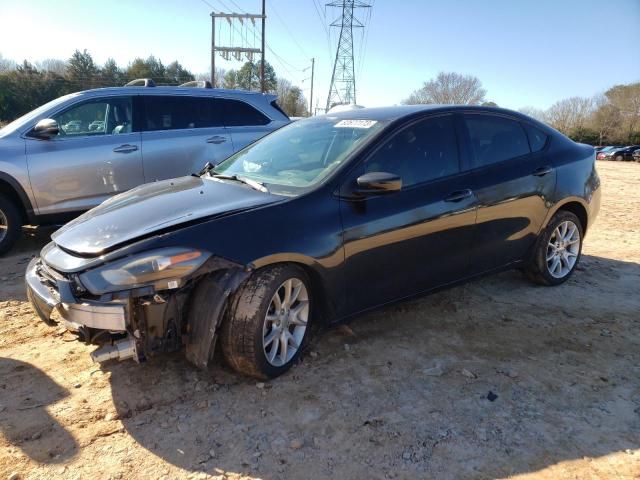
[220,98,276,151]
[139,95,233,182]
[462,113,556,272]
[339,114,478,313]
[25,96,144,215]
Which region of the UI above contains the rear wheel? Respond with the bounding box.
[525,211,583,286]
[615,155,623,161]
[0,195,22,255]
[219,264,312,379]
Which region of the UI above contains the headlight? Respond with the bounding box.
[79,248,211,295]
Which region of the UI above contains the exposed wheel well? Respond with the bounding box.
[557,201,588,234]
[0,180,27,223]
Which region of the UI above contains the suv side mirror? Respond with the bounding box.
[32,119,59,139]
[356,171,402,194]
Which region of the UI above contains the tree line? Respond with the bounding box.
[0,49,309,124]
[405,72,640,145]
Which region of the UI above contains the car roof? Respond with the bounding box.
[324,104,537,123]
[75,86,277,102]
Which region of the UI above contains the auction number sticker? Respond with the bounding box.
[334,119,377,128]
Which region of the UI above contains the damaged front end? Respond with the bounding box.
[25,243,250,368]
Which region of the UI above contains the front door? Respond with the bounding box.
[139,95,234,182]
[461,113,556,272]
[26,96,144,215]
[339,114,478,314]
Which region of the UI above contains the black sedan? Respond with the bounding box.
[26,105,601,379]
[609,145,640,161]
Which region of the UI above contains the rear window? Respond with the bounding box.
[220,99,270,126]
[464,114,530,167]
[142,96,222,131]
[523,123,548,152]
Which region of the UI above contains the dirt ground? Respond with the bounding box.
[0,161,638,480]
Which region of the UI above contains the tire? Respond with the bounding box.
[0,194,22,255]
[219,264,312,379]
[524,210,584,286]
[615,155,623,161]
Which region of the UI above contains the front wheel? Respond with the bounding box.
[524,211,583,286]
[0,195,22,255]
[219,264,312,379]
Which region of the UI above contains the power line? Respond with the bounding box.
[312,0,334,64]
[268,1,309,59]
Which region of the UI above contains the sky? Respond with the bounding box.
[0,0,638,112]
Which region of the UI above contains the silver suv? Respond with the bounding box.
[0,83,289,253]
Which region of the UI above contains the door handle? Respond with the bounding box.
[206,136,227,144]
[444,189,473,202]
[113,144,138,153]
[532,166,553,177]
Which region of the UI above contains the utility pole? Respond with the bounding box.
[325,0,370,111]
[211,14,216,86]
[209,8,266,91]
[261,0,266,93]
[309,58,315,116]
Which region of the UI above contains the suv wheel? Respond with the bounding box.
[525,211,583,286]
[220,264,312,379]
[0,195,22,255]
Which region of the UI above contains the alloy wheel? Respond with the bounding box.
[0,209,7,243]
[262,278,309,367]
[546,220,580,279]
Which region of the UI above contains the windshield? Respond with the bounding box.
[0,93,80,138]
[212,116,386,195]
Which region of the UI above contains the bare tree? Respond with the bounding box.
[0,53,16,72]
[404,72,487,105]
[590,95,622,146]
[519,106,547,122]
[276,78,308,117]
[36,58,68,76]
[545,96,594,139]
[606,83,640,143]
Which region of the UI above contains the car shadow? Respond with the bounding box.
[0,358,79,463]
[0,230,53,302]
[100,254,640,479]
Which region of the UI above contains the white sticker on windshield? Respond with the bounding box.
[334,119,377,129]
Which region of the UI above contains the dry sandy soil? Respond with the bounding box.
[0,161,638,480]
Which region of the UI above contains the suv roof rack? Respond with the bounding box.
[125,78,156,87]
[179,80,213,89]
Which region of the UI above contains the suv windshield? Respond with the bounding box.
[212,116,385,195]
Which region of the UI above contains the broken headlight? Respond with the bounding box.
[79,248,210,295]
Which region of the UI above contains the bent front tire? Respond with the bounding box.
[525,210,584,286]
[219,264,312,379]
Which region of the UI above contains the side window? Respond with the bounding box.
[523,123,548,152]
[464,114,530,167]
[221,99,270,127]
[364,115,459,187]
[52,97,133,137]
[142,96,221,131]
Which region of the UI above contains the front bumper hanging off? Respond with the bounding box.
[26,257,128,331]
[25,257,137,362]
[25,254,250,367]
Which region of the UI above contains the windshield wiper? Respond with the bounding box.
[210,173,269,193]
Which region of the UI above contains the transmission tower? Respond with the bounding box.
[325,0,371,112]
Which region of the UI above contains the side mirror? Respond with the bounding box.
[32,119,59,139]
[356,171,402,194]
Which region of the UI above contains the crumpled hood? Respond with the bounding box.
[52,175,282,256]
